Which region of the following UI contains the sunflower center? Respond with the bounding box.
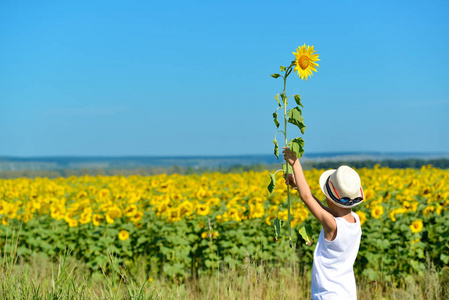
[298,55,310,70]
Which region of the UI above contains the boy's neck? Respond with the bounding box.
[330,206,355,222]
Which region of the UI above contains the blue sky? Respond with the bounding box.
[1,0,448,156]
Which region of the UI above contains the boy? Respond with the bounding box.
[282,147,364,300]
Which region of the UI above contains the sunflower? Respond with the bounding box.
[409,220,423,233]
[93,214,104,226]
[356,211,367,225]
[196,204,210,216]
[118,230,130,241]
[292,44,320,80]
[371,205,384,219]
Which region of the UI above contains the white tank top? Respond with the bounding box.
[311,211,362,300]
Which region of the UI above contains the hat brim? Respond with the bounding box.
[319,169,336,200]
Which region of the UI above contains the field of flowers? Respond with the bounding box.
[0,166,448,282]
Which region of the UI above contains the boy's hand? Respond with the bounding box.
[284,174,298,189]
[282,147,297,166]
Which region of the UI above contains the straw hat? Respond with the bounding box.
[319,165,364,208]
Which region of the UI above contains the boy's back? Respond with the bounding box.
[312,211,362,300]
[283,147,365,299]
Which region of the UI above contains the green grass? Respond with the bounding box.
[0,230,447,299]
[1,250,448,299]
[1,229,447,299]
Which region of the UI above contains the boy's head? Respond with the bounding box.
[319,165,364,209]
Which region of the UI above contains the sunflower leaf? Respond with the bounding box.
[288,137,305,159]
[294,94,303,108]
[274,94,281,107]
[287,106,306,134]
[280,66,286,72]
[273,137,279,159]
[273,112,280,128]
[298,223,313,246]
[267,173,276,194]
[271,73,281,79]
[282,163,293,176]
[273,218,282,239]
[280,92,287,105]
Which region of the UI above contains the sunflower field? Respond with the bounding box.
[0,165,448,282]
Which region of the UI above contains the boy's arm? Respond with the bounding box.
[286,174,332,214]
[283,148,336,236]
[312,194,333,214]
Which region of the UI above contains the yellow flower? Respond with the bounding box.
[93,214,104,226]
[227,208,242,222]
[423,206,435,217]
[409,220,423,233]
[130,211,143,223]
[249,203,264,219]
[106,207,122,224]
[124,204,138,217]
[68,219,78,227]
[196,204,210,216]
[389,208,406,222]
[206,197,220,207]
[118,230,130,241]
[356,211,367,225]
[201,231,219,239]
[98,188,111,199]
[79,207,92,224]
[265,215,275,226]
[178,201,194,217]
[292,44,320,80]
[371,205,384,219]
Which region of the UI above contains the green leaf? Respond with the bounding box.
[271,73,281,79]
[282,163,293,175]
[280,66,286,72]
[273,112,280,128]
[288,137,305,159]
[273,218,282,239]
[287,106,306,134]
[294,94,303,108]
[267,173,276,194]
[273,138,279,159]
[280,92,287,105]
[274,94,281,107]
[298,223,313,246]
[441,253,449,264]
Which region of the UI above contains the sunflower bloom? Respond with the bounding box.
[196,204,210,216]
[292,44,320,80]
[409,220,423,233]
[93,214,104,226]
[118,230,130,241]
[356,211,367,225]
[371,205,384,219]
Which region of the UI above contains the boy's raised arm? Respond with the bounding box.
[282,147,336,236]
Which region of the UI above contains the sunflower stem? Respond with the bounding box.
[283,67,292,243]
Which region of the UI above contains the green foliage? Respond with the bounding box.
[294,94,303,108]
[272,112,280,128]
[272,137,279,159]
[298,223,313,246]
[287,107,306,134]
[267,173,276,194]
[288,137,305,159]
[274,94,281,107]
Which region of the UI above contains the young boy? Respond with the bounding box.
[282,147,364,300]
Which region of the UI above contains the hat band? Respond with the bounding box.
[325,177,363,207]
